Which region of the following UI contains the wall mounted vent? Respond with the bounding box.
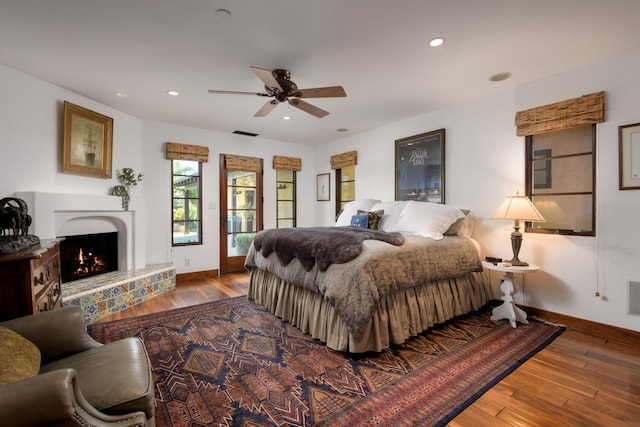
[233,130,259,137]
[628,280,640,316]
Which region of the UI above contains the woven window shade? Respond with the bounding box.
[273,155,302,171]
[515,91,605,136]
[225,155,262,173]
[165,142,209,162]
[330,150,357,170]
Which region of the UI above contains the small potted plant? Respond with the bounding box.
[111,168,143,210]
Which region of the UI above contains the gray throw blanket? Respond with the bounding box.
[252,226,405,272]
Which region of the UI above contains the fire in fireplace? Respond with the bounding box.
[59,232,118,283]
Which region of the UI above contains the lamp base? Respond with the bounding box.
[507,257,529,267]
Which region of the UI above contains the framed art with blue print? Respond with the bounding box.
[395,128,445,203]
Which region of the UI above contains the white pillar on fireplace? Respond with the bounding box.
[16,192,145,272]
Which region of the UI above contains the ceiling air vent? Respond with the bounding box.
[232,130,259,137]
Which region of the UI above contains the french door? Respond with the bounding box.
[219,154,263,273]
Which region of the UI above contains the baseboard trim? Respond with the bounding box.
[176,269,219,285]
[524,305,640,341]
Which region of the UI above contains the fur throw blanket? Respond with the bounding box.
[252,226,405,271]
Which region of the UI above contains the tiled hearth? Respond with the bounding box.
[62,263,176,323]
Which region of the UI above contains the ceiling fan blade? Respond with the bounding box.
[288,99,329,118]
[208,89,271,97]
[254,100,279,117]
[293,86,346,98]
[250,66,283,92]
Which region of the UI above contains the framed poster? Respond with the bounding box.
[395,129,445,203]
[63,101,113,178]
[316,173,330,201]
[619,122,640,190]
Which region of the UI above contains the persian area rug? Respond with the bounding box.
[88,297,564,427]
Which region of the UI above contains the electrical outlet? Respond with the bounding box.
[184,258,190,267]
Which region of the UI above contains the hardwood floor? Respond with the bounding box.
[98,272,640,426]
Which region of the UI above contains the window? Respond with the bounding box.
[336,165,355,216]
[525,124,596,236]
[276,169,296,228]
[172,160,202,245]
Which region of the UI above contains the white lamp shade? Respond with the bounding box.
[491,195,546,222]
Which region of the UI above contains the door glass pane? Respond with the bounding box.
[227,170,257,255]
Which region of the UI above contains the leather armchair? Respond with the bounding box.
[0,307,155,426]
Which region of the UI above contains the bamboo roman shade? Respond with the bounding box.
[224,155,262,172]
[330,150,357,169]
[272,155,302,171]
[515,91,605,136]
[165,142,209,162]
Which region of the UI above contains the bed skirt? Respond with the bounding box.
[247,267,491,353]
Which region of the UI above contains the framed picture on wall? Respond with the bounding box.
[395,128,445,203]
[63,101,113,178]
[317,173,330,201]
[619,122,640,190]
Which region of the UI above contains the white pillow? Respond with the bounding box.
[335,199,381,226]
[370,201,409,231]
[390,201,464,240]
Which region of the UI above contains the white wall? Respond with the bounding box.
[0,64,144,198]
[313,49,640,332]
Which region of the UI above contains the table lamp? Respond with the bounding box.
[491,195,545,266]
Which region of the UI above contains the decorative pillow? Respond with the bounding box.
[335,199,381,226]
[350,214,369,228]
[356,209,384,230]
[444,209,473,237]
[0,326,41,385]
[389,200,464,240]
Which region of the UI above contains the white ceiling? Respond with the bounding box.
[2,0,640,145]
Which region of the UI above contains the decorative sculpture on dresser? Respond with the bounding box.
[0,197,39,254]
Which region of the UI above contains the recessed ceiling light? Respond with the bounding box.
[428,37,445,47]
[489,72,512,82]
[114,91,127,97]
[282,115,291,120]
[167,90,179,96]
[216,8,231,18]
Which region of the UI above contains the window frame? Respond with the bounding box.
[525,124,596,236]
[171,159,203,246]
[335,165,356,217]
[275,169,297,228]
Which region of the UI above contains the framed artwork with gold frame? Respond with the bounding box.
[63,101,113,178]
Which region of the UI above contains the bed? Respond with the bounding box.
[245,199,490,353]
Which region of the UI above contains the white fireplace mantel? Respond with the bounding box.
[16,192,145,271]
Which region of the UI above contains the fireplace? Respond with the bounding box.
[59,232,118,283]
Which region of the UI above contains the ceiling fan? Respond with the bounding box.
[208,66,346,118]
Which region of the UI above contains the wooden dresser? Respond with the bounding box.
[0,239,63,321]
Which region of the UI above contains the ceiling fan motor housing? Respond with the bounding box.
[269,68,298,102]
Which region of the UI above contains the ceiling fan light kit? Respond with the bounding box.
[208,66,346,118]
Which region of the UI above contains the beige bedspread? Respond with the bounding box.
[245,234,482,341]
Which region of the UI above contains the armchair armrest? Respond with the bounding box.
[0,306,101,364]
[0,369,148,427]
